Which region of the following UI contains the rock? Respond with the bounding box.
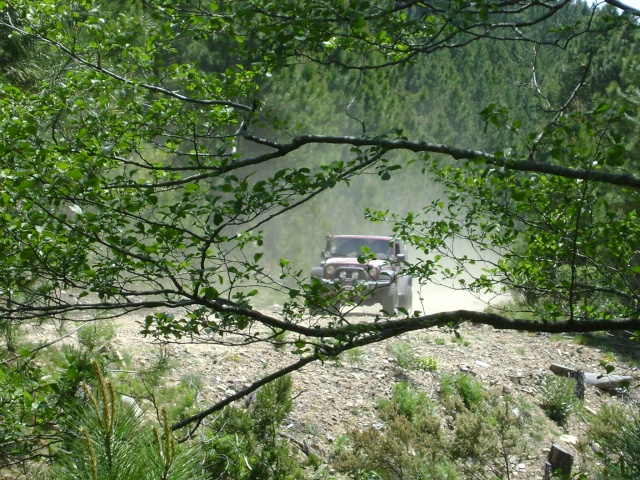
[584,406,597,415]
[558,434,578,445]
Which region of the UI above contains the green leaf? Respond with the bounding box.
[203,287,219,300]
[67,169,84,181]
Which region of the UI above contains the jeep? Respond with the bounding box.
[309,235,412,314]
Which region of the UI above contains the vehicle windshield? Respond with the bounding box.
[327,238,392,259]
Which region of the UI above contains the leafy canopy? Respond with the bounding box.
[0,0,639,435]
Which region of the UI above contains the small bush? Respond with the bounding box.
[51,361,203,480]
[451,394,527,479]
[0,354,58,469]
[540,374,581,426]
[202,375,302,480]
[77,321,117,351]
[271,329,289,349]
[335,381,530,480]
[335,382,450,479]
[440,372,484,411]
[583,403,640,479]
[413,356,438,371]
[451,336,470,347]
[0,319,24,352]
[377,382,433,422]
[387,342,437,371]
[339,347,364,365]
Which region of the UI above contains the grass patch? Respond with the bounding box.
[387,341,438,371]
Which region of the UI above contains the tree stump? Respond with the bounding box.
[543,443,573,479]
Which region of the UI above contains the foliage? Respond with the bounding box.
[582,403,640,479]
[1,325,310,478]
[440,372,485,412]
[48,361,203,480]
[339,346,364,365]
[0,351,58,468]
[0,0,639,450]
[0,317,24,352]
[540,374,582,427]
[201,375,303,479]
[334,380,529,480]
[336,381,451,479]
[387,341,437,371]
[77,321,117,352]
[0,322,122,469]
[450,394,527,479]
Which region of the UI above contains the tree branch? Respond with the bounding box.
[242,134,640,190]
[171,354,319,433]
[604,0,640,15]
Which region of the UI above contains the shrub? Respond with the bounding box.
[334,381,530,480]
[0,321,124,471]
[201,375,303,480]
[440,372,484,411]
[77,321,117,352]
[341,347,364,364]
[335,382,451,480]
[387,342,437,371]
[540,374,581,426]
[377,382,434,423]
[451,394,527,479]
[0,318,24,352]
[0,353,58,469]
[583,403,640,479]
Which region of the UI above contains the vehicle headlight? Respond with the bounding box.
[352,271,360,280]
[325,265,336,277]
[368,266,380,280]
[339,270,347,279]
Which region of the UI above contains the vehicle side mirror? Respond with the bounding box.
[396,253,406,262]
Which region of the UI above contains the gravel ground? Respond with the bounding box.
[28,284,640,479]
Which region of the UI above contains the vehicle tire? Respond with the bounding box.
[399,288,413,312]
[382,283,398,315]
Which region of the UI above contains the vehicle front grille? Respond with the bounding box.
[327,267,370,283]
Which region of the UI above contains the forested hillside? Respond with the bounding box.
[1,1,640,478]
[256,0,640,278]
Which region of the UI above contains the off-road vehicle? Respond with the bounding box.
[309,235,412,314]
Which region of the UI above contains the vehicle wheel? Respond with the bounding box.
[399,289,413,312]
[382,283,398,315]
